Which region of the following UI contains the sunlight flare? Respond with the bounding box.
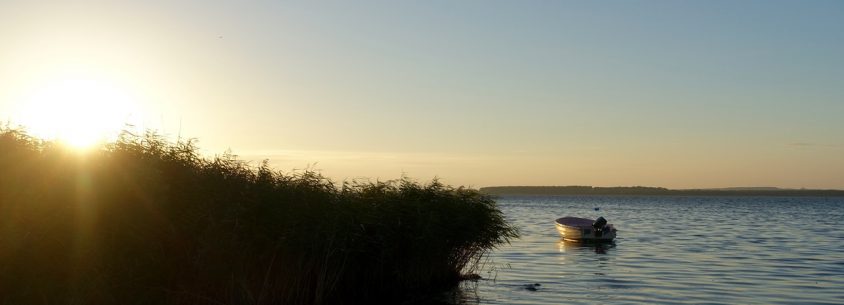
[15,78,141,149]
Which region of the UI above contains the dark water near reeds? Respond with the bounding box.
[449,196,844,305]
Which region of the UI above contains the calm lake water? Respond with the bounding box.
[449,196,844,305]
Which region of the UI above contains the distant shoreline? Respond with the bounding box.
[480,186,844,197]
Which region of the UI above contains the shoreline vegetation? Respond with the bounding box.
[480,186,844,197]
[0,128,517,305]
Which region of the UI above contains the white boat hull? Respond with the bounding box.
[555,217,617,242]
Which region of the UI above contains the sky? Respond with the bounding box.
[1,1,843,189]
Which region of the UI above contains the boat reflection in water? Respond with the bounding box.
[558,239,616,254]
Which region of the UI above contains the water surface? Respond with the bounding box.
[451,196,844,304]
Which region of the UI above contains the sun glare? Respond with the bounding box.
[16,78,140,149]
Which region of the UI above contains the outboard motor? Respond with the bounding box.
[593,217,608,237]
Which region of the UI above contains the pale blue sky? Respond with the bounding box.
[1,1,842,188]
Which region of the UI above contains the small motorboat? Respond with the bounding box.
[555,216,617,242]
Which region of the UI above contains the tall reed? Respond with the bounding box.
[0,127,517,305]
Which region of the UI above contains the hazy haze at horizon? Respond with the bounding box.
[1,1,842,189]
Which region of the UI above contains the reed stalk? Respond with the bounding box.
[0,127,517,305]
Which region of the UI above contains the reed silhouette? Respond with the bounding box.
[0,127,517,305]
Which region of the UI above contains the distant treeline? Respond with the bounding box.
[0,128,517,305]
[480,186,844,197]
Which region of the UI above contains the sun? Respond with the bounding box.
[16,78,140,149]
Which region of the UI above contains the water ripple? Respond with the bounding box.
[460,196,844,305]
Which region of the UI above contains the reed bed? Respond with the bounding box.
[0,127,517,305]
